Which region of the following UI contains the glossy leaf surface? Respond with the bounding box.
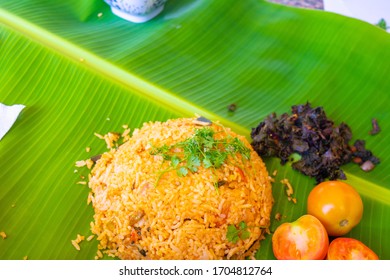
[1,0,389,259]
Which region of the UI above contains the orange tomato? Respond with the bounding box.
[272,214,329,260]
[327,238,379,260]
[307,181,363,236]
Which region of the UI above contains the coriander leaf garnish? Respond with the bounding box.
[177,166,188,177]
[226,221,250,243]
[151,126,251,186]
[227,225,240,244]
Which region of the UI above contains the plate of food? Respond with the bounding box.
[0,0,389,260]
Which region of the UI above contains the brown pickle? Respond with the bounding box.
[250,103,380,183]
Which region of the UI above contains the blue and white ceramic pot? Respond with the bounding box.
[105,0,167,23]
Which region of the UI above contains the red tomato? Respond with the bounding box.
[307,181,363,236]
[272,214,329,260]
[327,238,379,260]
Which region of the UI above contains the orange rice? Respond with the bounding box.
[88,117,273,259]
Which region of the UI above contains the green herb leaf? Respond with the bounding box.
[203,157,213,168]
[187,155,201,172]
[212,152,227,168]
[151,126,251,185]
[171,155,181,168]
[226,224,240,244]
[226,221,251,243]
[240,229,251,240]
[239,221,247,230]
[177,166,188,177]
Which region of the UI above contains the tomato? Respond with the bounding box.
[307,181,363,236]
[272,214,329,260]
[327,238,379,260]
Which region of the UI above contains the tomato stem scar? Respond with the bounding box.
[339,219,349,227]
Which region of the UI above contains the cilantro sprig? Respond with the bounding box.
[151,127,251,186]
[226,221,251,243]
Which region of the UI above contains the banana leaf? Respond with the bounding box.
[1,0,390,260]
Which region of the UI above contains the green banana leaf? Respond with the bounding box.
[1,0,390,260]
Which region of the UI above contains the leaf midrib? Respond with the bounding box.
[0,8,250,137]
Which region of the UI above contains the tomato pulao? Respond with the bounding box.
[87,117,274,259]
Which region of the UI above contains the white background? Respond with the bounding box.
[324,0,390,31]
[0,260,389,280]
